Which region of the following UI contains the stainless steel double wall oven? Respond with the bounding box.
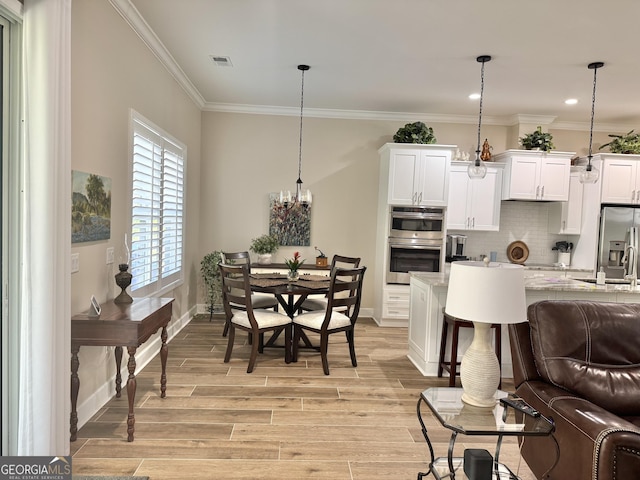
[387,206,444,284]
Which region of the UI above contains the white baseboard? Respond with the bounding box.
[76,305,196,429]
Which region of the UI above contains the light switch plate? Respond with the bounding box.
[71,253,80,273]
[106,247,114,264]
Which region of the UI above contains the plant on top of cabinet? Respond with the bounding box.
[600,130,640,154]
[393,121,437,144]
[519,126,555,152]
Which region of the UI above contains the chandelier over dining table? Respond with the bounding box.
[279,64,312,207]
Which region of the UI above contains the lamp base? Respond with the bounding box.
[460,322,501,407]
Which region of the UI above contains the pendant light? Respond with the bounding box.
[279,64,312,207]
[468,55,491,179]
[579,61,604,184]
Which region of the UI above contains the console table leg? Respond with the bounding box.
[115,346,123,398]
[160,326,168,398]
[126,346,137,442]
[70,345,80,442]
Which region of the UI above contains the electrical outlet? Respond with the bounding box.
[71,253,80,273]
[106,247,114,264]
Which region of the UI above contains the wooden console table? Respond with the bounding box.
[70,297,174,442]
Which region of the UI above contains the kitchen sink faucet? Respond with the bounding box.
[623,245,638,288]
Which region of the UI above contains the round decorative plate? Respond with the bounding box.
[507,241,529,264]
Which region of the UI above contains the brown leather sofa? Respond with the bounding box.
[509,300,640,480]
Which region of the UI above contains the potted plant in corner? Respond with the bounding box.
[599,130,640,154]
[519,126,555,152]
[201,250,223,320]
[250,234,279,264]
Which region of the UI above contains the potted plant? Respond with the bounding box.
[393,121,437,144]
[519,126,555,152]
[201,250,223,320]
[249,234,279,264]
[284,251,305,281]
[600,130,640,154]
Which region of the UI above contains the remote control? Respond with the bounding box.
[500,396,541,417]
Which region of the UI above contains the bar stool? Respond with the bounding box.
[437,310,502,388]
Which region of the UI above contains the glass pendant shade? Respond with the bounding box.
[579,162,600,184]
[468,156,487,179]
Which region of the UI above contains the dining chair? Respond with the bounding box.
[299,254,361,312]
[221,250,279,337]
[219,263,292,373]
[292,266,366,375]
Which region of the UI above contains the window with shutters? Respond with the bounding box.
[129,110,185,297]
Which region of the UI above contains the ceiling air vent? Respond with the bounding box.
[210,55,233,67]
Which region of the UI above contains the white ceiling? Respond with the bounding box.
[127,0,640,130]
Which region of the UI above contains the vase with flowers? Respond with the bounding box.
[284,251,305,281]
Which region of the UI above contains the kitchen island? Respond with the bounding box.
[408,270,640,378]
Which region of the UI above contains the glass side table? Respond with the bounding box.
[416,387,555,480]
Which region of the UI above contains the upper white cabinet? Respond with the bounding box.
[600,154,640,204]
[379,143,456,206]
[494,150,574,201]
[548,168,584,234]
[447,162,504,231]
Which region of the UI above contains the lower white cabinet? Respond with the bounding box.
[548,169,584,235]
[447,162,503,231]
[382,285,410,321]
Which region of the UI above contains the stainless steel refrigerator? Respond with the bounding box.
[598,206,640,279]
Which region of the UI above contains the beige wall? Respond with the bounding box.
[70,0,201,409]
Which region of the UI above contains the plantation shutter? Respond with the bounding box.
[130,111,185,296]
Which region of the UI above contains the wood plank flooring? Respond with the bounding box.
[71,315,536,479]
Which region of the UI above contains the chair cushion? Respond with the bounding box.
[293,310,351,330]
[250,292,278,309]
[300,297,328,311]
[231,310,291,329]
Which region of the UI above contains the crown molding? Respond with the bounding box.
[109,0,205,109]
[507,114,557,126]
[202,102,516,125]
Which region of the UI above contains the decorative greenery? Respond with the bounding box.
[314,246,326,258]
[249,234,279,255]
[201,250,223,317]
[393,121,437,144]
[284,251,305,272]
[519,126,555,152]
[600,130,640,154]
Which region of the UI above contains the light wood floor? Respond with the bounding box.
[71,315,536,479]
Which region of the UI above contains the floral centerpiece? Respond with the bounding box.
[284,251,305,281]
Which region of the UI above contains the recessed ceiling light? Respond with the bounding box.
[210,55,233,67]
[469,93,481,100]
[565,98,578,105]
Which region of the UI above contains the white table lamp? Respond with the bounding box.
[445,260,526,407]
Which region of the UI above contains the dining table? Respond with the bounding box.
[249,272,330,349]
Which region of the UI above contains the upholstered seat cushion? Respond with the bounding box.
[293,310,351,330]
[249,292,278,308]
[300,297,328,311]
[231,310,291,329]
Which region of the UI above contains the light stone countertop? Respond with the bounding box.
[410,271,640,294]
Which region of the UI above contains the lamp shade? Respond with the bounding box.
[445,261,526,325]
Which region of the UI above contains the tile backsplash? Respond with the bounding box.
[451,201,571,265]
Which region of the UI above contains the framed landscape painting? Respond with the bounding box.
[71,170,112,243]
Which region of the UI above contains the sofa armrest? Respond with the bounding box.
[517,381,640,480]
[508,322,540,387]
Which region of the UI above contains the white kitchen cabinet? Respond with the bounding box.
[548,169,584,234]
[379,143,456,206]
[447,162,503,231]
[600,154,640,204]
[494,150,574,201]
